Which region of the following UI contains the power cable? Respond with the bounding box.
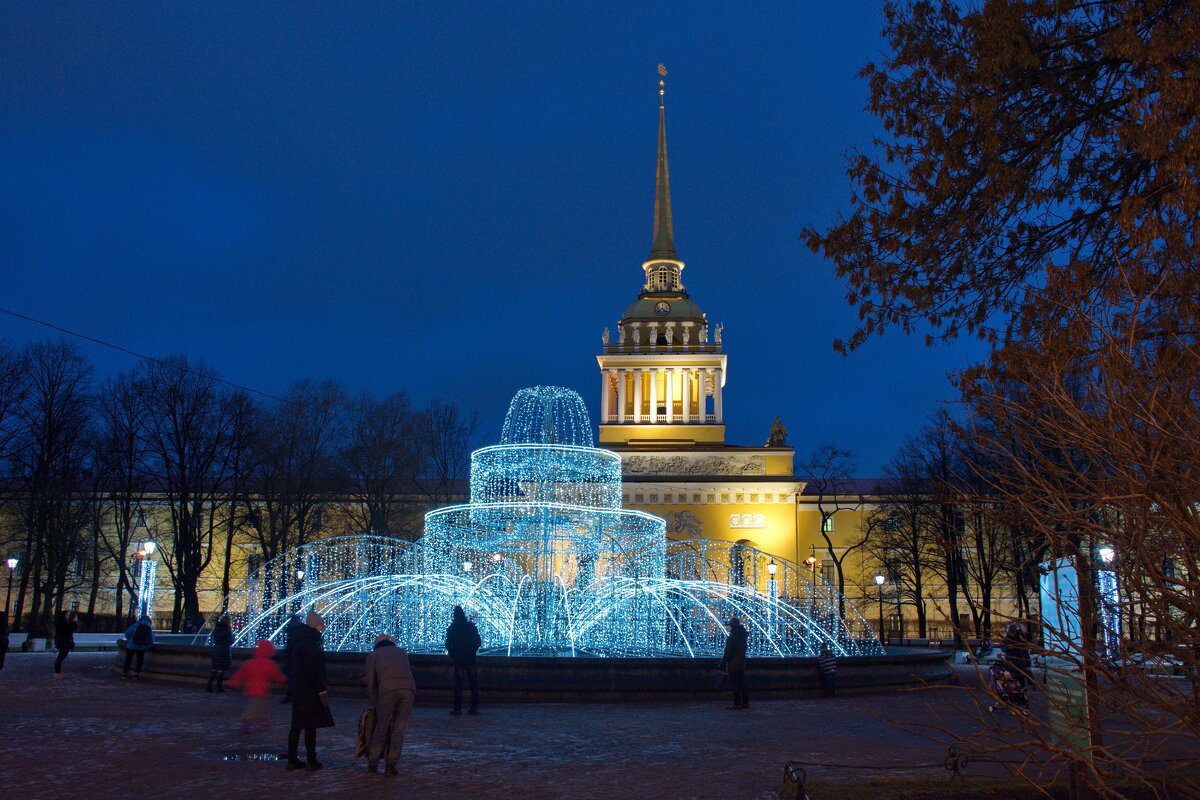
[0,306,288,404]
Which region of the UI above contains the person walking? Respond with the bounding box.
[123,615,155,679]
[53,610,78,678]
[721,615,749,709]
[286,610,333,772]
[1002,620,1032,687]
[817,647,838,697]
[364,634,416,776]
[445,605,482,715]
[226,639,287,733]
[207,617,234,693]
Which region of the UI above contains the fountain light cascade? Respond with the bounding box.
[213,387,883,658]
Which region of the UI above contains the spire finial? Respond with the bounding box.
[649,64,677,261]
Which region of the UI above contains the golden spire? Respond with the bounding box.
[650,64,676,261]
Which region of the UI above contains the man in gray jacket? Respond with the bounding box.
[364,633,416,776]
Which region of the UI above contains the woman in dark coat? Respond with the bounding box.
[287,610,333,771]
[53,610,77,678]
[1002,621,1032,687]
[207,617,234,693]
[721,616,749,710]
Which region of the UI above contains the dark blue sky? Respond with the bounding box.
[0,3,986,474]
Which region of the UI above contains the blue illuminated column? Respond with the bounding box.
[766,559,778,630]
[1097,547,1121,660]
[136,541,157,617]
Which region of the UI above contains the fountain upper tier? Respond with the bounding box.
[469,444,623,508]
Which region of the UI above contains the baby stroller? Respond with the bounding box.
[987,659,1029,713]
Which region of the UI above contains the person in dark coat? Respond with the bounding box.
[207,617,234,693]
[286,610,333,772]
[1002,621,1032,687]
[721,616,749,709]
[0,617,10,671]
[445,605,482,715]
[364,633,416,776]
[53,610,78,678]
[817,647,838,697]
[123,615,155,678]
[280,613,306,704]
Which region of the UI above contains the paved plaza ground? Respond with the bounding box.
[2,651,1021,800]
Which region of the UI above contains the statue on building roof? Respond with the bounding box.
[767,415,788,447]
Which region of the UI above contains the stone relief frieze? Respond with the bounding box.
[622,454,766,476]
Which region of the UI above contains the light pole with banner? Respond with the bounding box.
[4,557,17,624]
[875,574,886,645]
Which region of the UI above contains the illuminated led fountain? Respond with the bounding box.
[219,387,883,658]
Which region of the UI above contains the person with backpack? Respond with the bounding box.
[123,615,155,678]
[364,633,416,776]
[225,639,287,733]
[445,605,482,715]
[207,617,234,693]
[53,610,78,678]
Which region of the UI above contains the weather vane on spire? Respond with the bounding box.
[657,63,667,107]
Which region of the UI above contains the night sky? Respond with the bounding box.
[0,3,987,474]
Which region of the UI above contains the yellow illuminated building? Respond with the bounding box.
[594,78,1016,641]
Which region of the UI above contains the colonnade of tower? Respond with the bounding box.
[600,365,723,424]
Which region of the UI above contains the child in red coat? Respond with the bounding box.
[225,639,288,733]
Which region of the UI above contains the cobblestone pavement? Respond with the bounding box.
[0,651,1001,800]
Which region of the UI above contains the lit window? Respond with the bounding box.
[706,493,715,503]
[735,493,744,503]
[822,516,835,533]
[750,493,759,503]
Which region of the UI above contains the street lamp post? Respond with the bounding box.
[4,557,18,625]
[875,574,886,646]
[804,555,818,619]
[766,559,778,630]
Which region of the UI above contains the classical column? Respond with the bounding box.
[600,369,611,422]
[681,367,691,423]
[633,369,643,422]
[664,368,674,423]
[617,369,627,423]
[704,368,714,422]
[648,368,658,423]
[714,368,724,422]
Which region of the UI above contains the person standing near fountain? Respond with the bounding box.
[445,605,481,715]
[286,610,333,772]
[207,617,233,693]
[122,614,154,679]
[722,616,749,709]
[364,634,416,776]
[52,610,78,678]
